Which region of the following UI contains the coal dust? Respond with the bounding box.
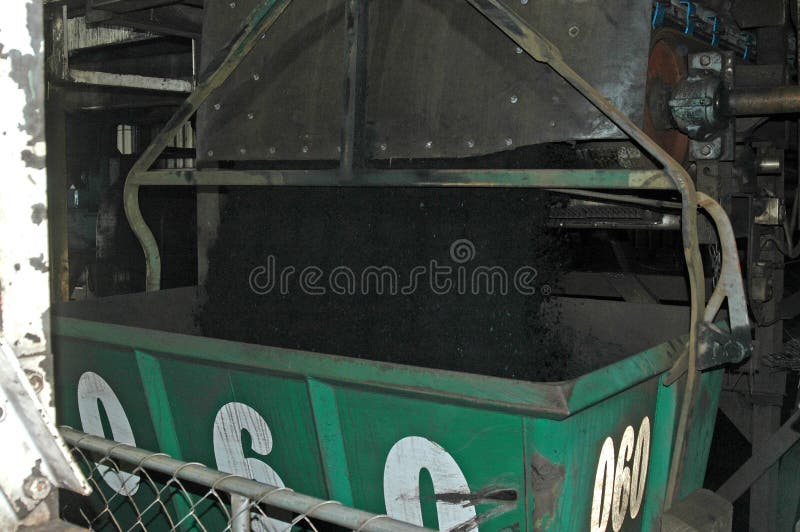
[198,187,573,381]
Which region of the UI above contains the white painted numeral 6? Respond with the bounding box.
[591,416,651,532]
[77,371,140,496]
[213,402,290,532]
[383,436,477,531]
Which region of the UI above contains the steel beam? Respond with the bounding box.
[130,168,677,189]
[339,0,368,177]
[717,408,800,503]
[68,69,192,92]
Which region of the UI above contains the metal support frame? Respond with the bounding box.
[49,5,193,93]
[717,407,800,503]
[117,0,752,512]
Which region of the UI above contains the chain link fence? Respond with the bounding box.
[60,427,432,532]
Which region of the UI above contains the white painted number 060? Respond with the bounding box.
[591,416,651,532]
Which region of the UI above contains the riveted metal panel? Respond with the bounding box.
[196,0,651,162]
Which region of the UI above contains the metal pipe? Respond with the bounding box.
[730,86,800,116]
[60,427,431,532]
[123,0,294,291]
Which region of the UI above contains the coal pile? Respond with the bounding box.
[198,187,571,381]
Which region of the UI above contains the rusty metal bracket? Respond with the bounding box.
[697,323,752,370]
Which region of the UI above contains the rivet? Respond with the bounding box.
[23,476,50,501]
[247,112,254,120]
[515,46,523,54]
[269,146,276,154]
[425,141,433,149]
[27,372,43,393]
[213,103,221,110]
[207,150,214,157]
[336,146,341,153]
[568,25,580,38]
[253,73,260,81]
[504,138,513,147]
[466,139,475,148]
[510,95,518,104]
[302,145,309,153]
[239,148,247,155]
[549,120,556,127]
[229,1,235,7]
[521,0,528,4]
[700,54,711,66]
[379,143,387,152]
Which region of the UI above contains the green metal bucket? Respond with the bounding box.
[54,289,720,531]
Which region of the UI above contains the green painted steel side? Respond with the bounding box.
[54,316,721,531]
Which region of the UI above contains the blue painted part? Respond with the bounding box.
[681,1,695,35]
[708,16,720,46]
[741,33,753,60]
[652,3,667,29]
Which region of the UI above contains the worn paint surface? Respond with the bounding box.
[54,317,721,531]
[0,0,62,528]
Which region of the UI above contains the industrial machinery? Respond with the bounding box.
[3,0,800,530]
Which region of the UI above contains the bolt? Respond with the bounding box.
[27,372,43,393]
[700,54,711,66]
[24,476,50,501]
[510,95,518,104]
[568,25,579,38]
[521,0,528,4]
[701,144,713,156]
[515,46,523,54]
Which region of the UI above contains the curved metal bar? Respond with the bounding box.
[465,0,705,507]
[123,0,294,291]
[699,193,750,334]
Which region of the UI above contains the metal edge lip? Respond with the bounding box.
[54,315,679,419]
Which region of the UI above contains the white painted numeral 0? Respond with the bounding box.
[213,402,290,532]
[77,371,140,496]
[591,416,651,532]
[383,436,477,531]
